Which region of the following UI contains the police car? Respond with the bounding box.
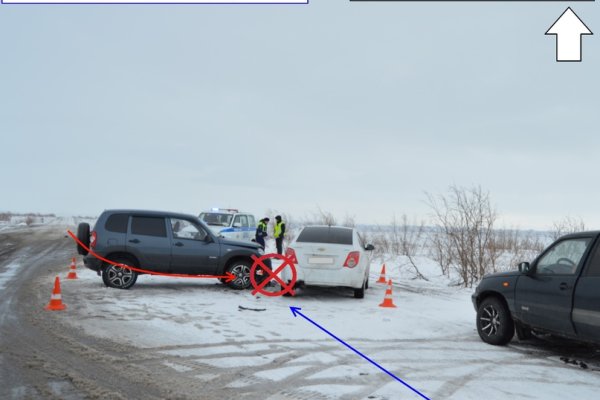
[198,208,257,242]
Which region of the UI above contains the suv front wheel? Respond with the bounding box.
[102,258,138,289]
[226,260,252,290]
[476,297,514,345]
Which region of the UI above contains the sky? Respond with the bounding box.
[0,1,598,230]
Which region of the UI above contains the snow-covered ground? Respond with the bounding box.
[52,255,600,400]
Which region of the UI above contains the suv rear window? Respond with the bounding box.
[131,216,167,237]
[105,214,129,233]
[296,227,353,245]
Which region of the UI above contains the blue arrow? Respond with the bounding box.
[289,306,430,400]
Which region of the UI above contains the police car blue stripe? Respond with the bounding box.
[220,227,255,233]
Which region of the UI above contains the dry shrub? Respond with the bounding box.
[426,185,497,287]
[550,216,586,241]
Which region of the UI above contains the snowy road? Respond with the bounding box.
[1,226,600,399]
[0,227,173,399]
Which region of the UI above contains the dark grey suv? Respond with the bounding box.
[76,209,269,290]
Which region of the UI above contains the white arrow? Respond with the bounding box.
[546,7,592,62]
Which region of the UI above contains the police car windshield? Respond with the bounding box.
[199,213,234,227]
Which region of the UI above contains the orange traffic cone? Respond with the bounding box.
[376,264,387,284]
[45,276,66,311]
[379,279,397,308]
[66,257,78,280]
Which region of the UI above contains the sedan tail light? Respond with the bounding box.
[285,248,298,264]
[90,231,97,248]
[343,251,360,268]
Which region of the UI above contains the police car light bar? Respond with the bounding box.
[211,208,239,213]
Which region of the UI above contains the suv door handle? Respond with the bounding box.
[174,242,184,247]
[559,282,568,290]
[129,239,140,244]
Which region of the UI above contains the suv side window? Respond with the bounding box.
[584,241,600,276]
[248,215,256,227]
[105,213,129,233]
[170,218,207,241]
[536,238,591,275]
[131,216,167,237]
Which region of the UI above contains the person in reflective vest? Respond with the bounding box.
[255,218,269,249]
[274,215,286,255]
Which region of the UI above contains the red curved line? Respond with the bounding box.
[67,230,232,280]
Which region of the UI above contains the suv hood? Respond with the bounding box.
[206,225,228,234]
[219,237,261,250]
[482,270,520,280]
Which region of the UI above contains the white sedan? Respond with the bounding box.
[282,226,375,298]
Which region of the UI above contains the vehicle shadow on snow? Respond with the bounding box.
[126,281,238,292]
[512,335,600,371]
[118,280,364,301]
[287,286,363,299]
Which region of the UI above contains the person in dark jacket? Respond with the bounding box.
[273,215,286,255]
[255,218,269,249]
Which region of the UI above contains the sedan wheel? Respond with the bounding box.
[354,276,367,299]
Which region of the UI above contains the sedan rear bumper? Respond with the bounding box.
[282,264,365,289]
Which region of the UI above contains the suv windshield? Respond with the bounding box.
[297,227,353,245]
[199,213,234,227]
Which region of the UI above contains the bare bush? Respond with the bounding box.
[426,185,498,287]
[358,215,428,280]
[429,231,453,277]
[303,207,337,226]
[550,216,586,241]
[391,215,428,280]
[373,230,391,257]
[489,228,547,271]
[356,230,383,260]
[341,214,356,228]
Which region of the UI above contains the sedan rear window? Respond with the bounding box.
[296,227,353,245]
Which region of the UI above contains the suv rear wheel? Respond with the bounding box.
[226,260,252,290]
[102,257,138,289]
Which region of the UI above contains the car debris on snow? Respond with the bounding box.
[238,305,267,312]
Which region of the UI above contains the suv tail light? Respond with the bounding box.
[90,231,97,248]
[285,248,298,264]
[343,251,360,268]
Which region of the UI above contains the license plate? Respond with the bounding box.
[308,257,334,265]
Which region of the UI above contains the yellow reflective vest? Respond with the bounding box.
[274,221,284,238]
[257,221,267,236]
